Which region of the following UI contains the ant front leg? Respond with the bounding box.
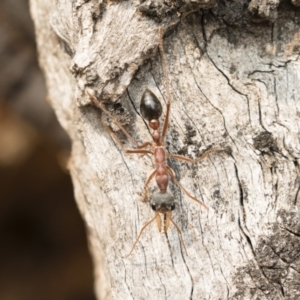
[125,214,157,258]
[169,215,188,256]
[161,211,188,255]
[166,166,209,209]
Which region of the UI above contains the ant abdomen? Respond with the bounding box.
[140,89,163,121]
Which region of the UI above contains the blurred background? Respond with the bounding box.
[0,0,96,299]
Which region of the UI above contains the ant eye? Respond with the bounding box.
[171,203,175,210]
[151,204,156,211]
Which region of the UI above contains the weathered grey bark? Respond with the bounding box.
[30,1,300,299]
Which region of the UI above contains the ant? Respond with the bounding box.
[87,28,223,257]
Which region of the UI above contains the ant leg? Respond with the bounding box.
[93,113,155,202]
[98,120,153,156]
[137,142,153,149]
[125,215,157,258]
[169,148,223,163]
[142,170,157,202]
[169,216,188,256]
[158,27,171,140]
[99,124,155,202]
[126,149,153,155]
[87,92,154,155]
[125,142,153,156]
[166,166,209,209]
[87,90,141,148]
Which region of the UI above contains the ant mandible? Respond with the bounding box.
[87,27,223,256]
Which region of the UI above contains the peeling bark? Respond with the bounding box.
[30,1,300,299]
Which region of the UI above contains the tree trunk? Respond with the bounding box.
[30,1,300,299]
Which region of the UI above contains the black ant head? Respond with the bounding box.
[150,191,175,213]
[140,89,163,121]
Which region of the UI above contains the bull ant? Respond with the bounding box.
[87,28,223,256]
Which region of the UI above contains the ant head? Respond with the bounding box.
[150,191,175,212]
[140,89,163,121]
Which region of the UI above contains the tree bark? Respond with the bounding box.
[30,1,300,299]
